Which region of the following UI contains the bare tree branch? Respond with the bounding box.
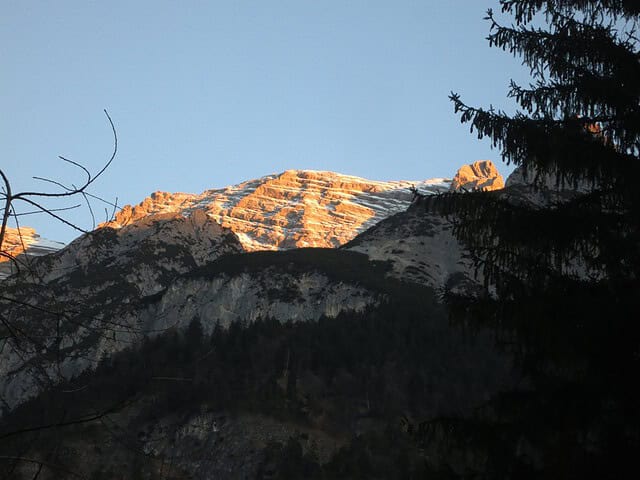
[0,109,118,252]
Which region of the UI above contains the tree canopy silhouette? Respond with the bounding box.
[423,1,640,477]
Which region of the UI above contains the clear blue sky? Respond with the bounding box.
[2,0,529,242]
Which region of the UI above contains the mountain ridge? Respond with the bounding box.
[102,169,452,251]
[0,227,65,279]
[0,162,505,272]
[0,161,523,479]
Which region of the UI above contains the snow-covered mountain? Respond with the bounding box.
[103,169,452,251]
[0,227,65,279]
[0,162,505,412]
[0,161,517,479]
[0,161,504,282]
[5,160,619,480]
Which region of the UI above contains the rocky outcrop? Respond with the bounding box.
[0,229,383,413]
[0,212,246,410]
[345,208,478,293]
[0,227,64,279]
[348,160,599,292]
[103,170,450,251]
[505,164,596,193]
[346,161,504,292]
[449,160,504,192]
[0,163,521,479]
[0,164,501,414]
[20,210,243,292]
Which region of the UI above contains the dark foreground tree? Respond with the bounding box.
[423,1,640,478]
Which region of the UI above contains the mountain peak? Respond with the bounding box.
[104,170,451,251]
[0,227,65,279]
[450,160,504,192]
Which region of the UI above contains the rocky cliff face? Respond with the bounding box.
[0,164,521,479]
[504,164,597,207]
[0,163,510,411]
[345,208,474,292]
[0,164,489,283]
[449,160,504,192]
[346,161,598,293]
[337,162,501,292]
[103,169,450,251]
[0,227,64,279]
[0,211,245,409]
[0,164,502,411]
[0,228,385,413]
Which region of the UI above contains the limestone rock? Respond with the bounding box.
[102,170,451,251]
[0,227,64,279]
[346,207,476,291]
[449,160,504,192]
[0,211,246,410]
[505,165,595,193]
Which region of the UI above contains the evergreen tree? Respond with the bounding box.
[440,0,640,285]
[423,1,640,477]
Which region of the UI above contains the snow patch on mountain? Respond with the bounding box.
[0,227,65,279]
[104,170,451,251]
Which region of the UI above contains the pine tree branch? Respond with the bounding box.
[486,9,640,84]
[500,0,640,24]
[449,93,639,185]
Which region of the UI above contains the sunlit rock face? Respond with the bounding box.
[0,227,64,279]
[0,164,503,413]
[450,160,504,192]
[103,170,451,251]
[347,160,505,291]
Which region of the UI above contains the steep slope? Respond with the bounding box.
[0,165,522,479]
[2,287,517,480]
[1,166,490,412]
[0,211,244,410]
[341,163,495,291]
[0,237,388,414]
[345,163,600,293]
[0,227,64,279]
[0,163,505,411]
[103,169,451,251]
[1,252,516,480]
[345,207,473,292]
